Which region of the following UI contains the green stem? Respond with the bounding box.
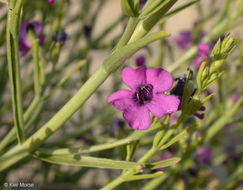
[28,31,41,97]
[115,17,138,49]
[101,146,159,189]
[129,0,178,43]
[0,96,41,154]
[37,122,161,155]
[138,147,157,164]
[6,0,25,144]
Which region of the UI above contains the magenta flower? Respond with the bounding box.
[107,66,180,130]
[19,21,45,56]
[193,43,210,69]
[48,0,54,3]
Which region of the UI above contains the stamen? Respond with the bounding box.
[133,84,153,106]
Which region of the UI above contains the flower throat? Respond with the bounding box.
[133,84,153,105]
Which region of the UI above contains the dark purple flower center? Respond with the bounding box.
[26,23,35,32]
[133,84,153,106]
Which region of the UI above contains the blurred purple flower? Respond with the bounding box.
[193,43,210,69]
[174,31,192,49]
[107,66,180,130]
[52,30,69,45]
[48,0,54,3]
[230,92,242,103]
[135,55,146,67]
[195,146,211,165]
[19,21,45,56]
[174,20,206,50]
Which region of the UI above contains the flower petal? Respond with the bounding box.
[193,57,201,69]
[121,66,146,90]
[19,21,43,48]
[146,68,173,93]
[19,22,27,40]
[38,34,46,46]
[147,94,180,117]
[123,106,151,130]
[29,21,42,35]
[107,89,133,111]
[198,43,209,57]
[19,40,30,57]
[174,31,191,49]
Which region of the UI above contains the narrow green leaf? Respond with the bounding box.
[160,130,188,150]
[139,0,170,19]
[202,93,215,104]
[34,154,138,170]
[163,0,199,18]
[124,171,163,181]
[6,13,25,144]
[146,157,181,170]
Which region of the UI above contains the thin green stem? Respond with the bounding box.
[115,17,138,49]
[28,31,41,97]
[6,0,25,144]
[129,0,177,43]
[37,122,161,155]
